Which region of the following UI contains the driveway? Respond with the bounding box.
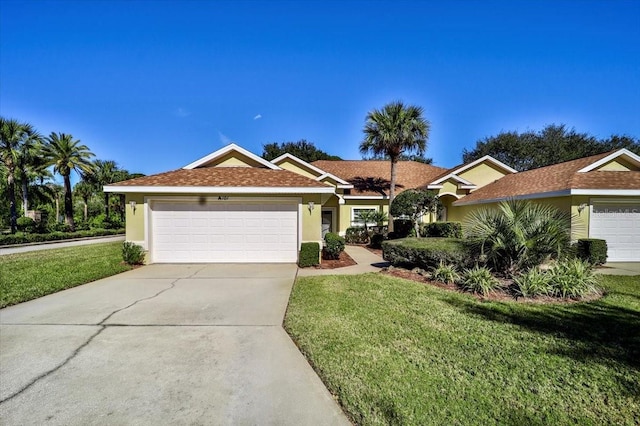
[0,264,349,425]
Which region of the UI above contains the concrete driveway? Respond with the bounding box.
[0,264,349,425]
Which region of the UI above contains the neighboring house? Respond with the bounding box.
[106,144,639,263]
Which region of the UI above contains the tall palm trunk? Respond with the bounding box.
[63,174,75,230]
[7,173,17,233]
[21,179,28,216]
[83,197,88,221]
[104,193,110,218]
[388,158,398,233]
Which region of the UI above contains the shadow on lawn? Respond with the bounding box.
[443,295,640,373]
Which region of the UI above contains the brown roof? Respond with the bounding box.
[312,160,447,196]
[454,151,640,204]
[108,167,330,188]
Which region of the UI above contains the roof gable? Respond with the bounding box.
[271,153,352,186]
[577,149,640,172]
[429,155,517,186]
[183,143,280,170]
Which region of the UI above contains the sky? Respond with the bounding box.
[1,0,639,179]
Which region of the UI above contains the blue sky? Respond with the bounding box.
[1,0,639,178]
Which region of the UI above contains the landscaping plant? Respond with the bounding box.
[459,265,500,296]
[299,242,320,267]
[431,261,460,284]
[464,199,573,275]
[547,258,600,299]
[512,267,551,297]
[122,241,145,265]
[323,232,345,259]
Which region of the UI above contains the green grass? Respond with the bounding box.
[0,242,132,308]
[285,273,640,425]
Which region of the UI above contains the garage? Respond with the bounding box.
[150,201,298,263]
[590,202,640,262]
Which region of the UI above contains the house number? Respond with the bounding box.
[218,196,229,200]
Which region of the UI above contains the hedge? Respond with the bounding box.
[576,238,608,266]
[345,227,369,244]
[421,222,463,238]
[323,232,345,260]
[382,237,476,270]
[299,242,320,267]
[0,229,125,246]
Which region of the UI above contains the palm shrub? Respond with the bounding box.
[324,232,345,260]
[431,261,460,284]
[122,241,145,265]
[464,199,573,276]
[547,258,599,299]
[459,266,500,296]
[513,267,551,298]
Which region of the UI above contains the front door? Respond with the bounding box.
[321,210,333,239]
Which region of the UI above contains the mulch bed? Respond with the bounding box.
[383,267,602,304]
[314,251,358,269]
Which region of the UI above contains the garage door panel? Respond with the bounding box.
[151,202,298,263]
[590,203,639,262]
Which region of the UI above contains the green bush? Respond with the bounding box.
[391,219,414,239]
[382,238,476,270]
[431,262,460,284]
[459,266,500,296]
[422,222,463,238]
[16,217,36,233]
[122,241,145,265]
[299,242,320,267]
[51,222,73,232]
[324,232,345,260]
[345,227,369,244]
[513,267,551,298]
[576,239,608,266]
[0,228,125,246]
[370,233,385,249]
[547,258,600,299]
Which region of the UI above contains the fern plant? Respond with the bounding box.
[431,262,460,284]
[459,266,500,296]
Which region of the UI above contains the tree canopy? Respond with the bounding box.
[362,153,433,164]
[462,124,640,171]
[390,189,440,237]
[262,140,341,162]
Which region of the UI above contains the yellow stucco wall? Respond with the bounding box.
[338,199,388,233]
[201,151,266,168]
[595,159,635,171]
[277,159,319,179]
[302,194,322,243]
[459,162,510,189]
[125,194,145,243]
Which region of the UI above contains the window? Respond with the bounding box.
[351,208,377,227]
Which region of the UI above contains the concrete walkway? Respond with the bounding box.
[596,262,640,276]
[0,264,349,425]
[0,235,125,255]
[298,245,389,276]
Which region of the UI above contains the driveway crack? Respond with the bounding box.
[0,277,183,405]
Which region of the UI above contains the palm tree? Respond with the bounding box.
[0,117,40,233]
[86,159,118,218]
[464,199,574,276]
[73,180,95,222]
[43,133,95,230]
[360,101,430,232]
[16,135,46,216]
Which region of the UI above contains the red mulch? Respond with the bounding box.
[382,267,602,304]
[314,251,358,269]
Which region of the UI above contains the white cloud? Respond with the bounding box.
[218,130,232,145]
[253,114,262,120]
[175,107,191,118]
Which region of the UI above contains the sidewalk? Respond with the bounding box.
[297,245,389,276]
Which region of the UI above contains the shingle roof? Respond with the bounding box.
[108,167,331,188]
[454,151,640,204]
[311,160,448,196]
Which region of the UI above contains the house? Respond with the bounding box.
[105,144,640,263]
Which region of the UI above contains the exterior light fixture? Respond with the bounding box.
[578,203,588,214]
[130,200,137,212]
[308,201,315,213]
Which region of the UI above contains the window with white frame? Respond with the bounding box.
[351,207,377,227]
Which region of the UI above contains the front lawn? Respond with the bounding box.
[0,242,132,308]
[285,273,640,425]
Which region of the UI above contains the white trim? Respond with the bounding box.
[454,188,640,206]
[183,143,281,170]
[271,153,352,185]
[351,207,378,227]
[429,173,475,186]
[321,206,337,236]
[315,172,352,186]
[590,197,640,203]
[577,149,640,173]
[448,155,518,178]
[343,195,388,200]
[437,191,462,200]
[105,185,335,194]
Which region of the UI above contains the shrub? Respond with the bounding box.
[324,232,345,260]
[51,222,72,232]
[513,267,551,298]
[122,241,145,265]
[0,228,124,246]
[576,239,608,266]
[382,238,476,270]
[422,222,463,238]
[547,258,600,299]
[431,262,460,284]
[16,217,36,233]
[392,219,414,239]
[370,233,385,249]
[459,266,500,296]
[299,242,320,267]
[345,227,369,244]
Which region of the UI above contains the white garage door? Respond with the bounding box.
[590,203,640,262]
[151,202,298,263]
